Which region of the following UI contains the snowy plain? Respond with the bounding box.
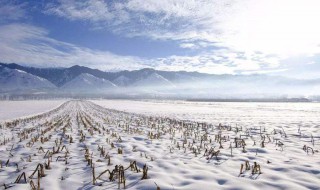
[92,99,320,127]
[0,100,66,121]
[0,99,319,190]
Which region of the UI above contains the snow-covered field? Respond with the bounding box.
[0,100,319,190]
[92,99,320,127]
[0,100,66,121]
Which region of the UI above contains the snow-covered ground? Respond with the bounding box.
[0,100,319,190]
[0,100,66,121]
[92,99,320,126]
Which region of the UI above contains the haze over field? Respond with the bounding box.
[1,63,320,99]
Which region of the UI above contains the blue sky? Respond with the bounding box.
[0,0,320,78]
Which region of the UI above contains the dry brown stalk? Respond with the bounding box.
[5,159,9,167]
[154,182,161,190]
[245,161,250,170]
[96,169,112,181]
[107,156,111,165]
[303,145,314,154]
[37,170,40,190]
[29,163,45,179]
[252,162,262,175]
[118,165,125,189]
[45,158,51,169]
[38,146,45,153]
[14,172,27,183]
[92,164,96,185]
[30,180,36,190]
[141,164,148,180]
[240,164,244,175]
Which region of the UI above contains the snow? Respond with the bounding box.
[113,75,131,86]
[61,73,117,91]
[0,100,66,121]
[15,69,27,74]
[92,99,320,124]
[0,67,56,91]
[133,73,175,88]
[0,100,319,190]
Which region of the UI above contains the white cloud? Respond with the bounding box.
[0,23,279,75]
[179,43,197,49]
[0,24,146,71]
[0,0,27,22]
[152,49,280,75]
[3,0,320,77]
[45,0,114,22]
[44,0,228,41]
[44,0,320,63]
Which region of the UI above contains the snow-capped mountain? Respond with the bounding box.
[61,73,117,92]
[133,72,175,88]
[113,75,131,86]
[0,66,55,92]
[0,62,319,99]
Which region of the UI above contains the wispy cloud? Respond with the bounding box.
[0,24,146,71]
[44,0,225,43]
[0,0,27,23]
[41,0,320,77]
[0,23,279,74]
[45,0,115,23]
[1,0,319,78]
[44,0,320,55]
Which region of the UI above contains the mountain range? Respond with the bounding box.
[0,62,319,99]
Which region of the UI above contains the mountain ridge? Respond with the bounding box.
[0,62,319,98]
[0,65,56,92]
[0,63,218,87]
[61,73,117,92]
